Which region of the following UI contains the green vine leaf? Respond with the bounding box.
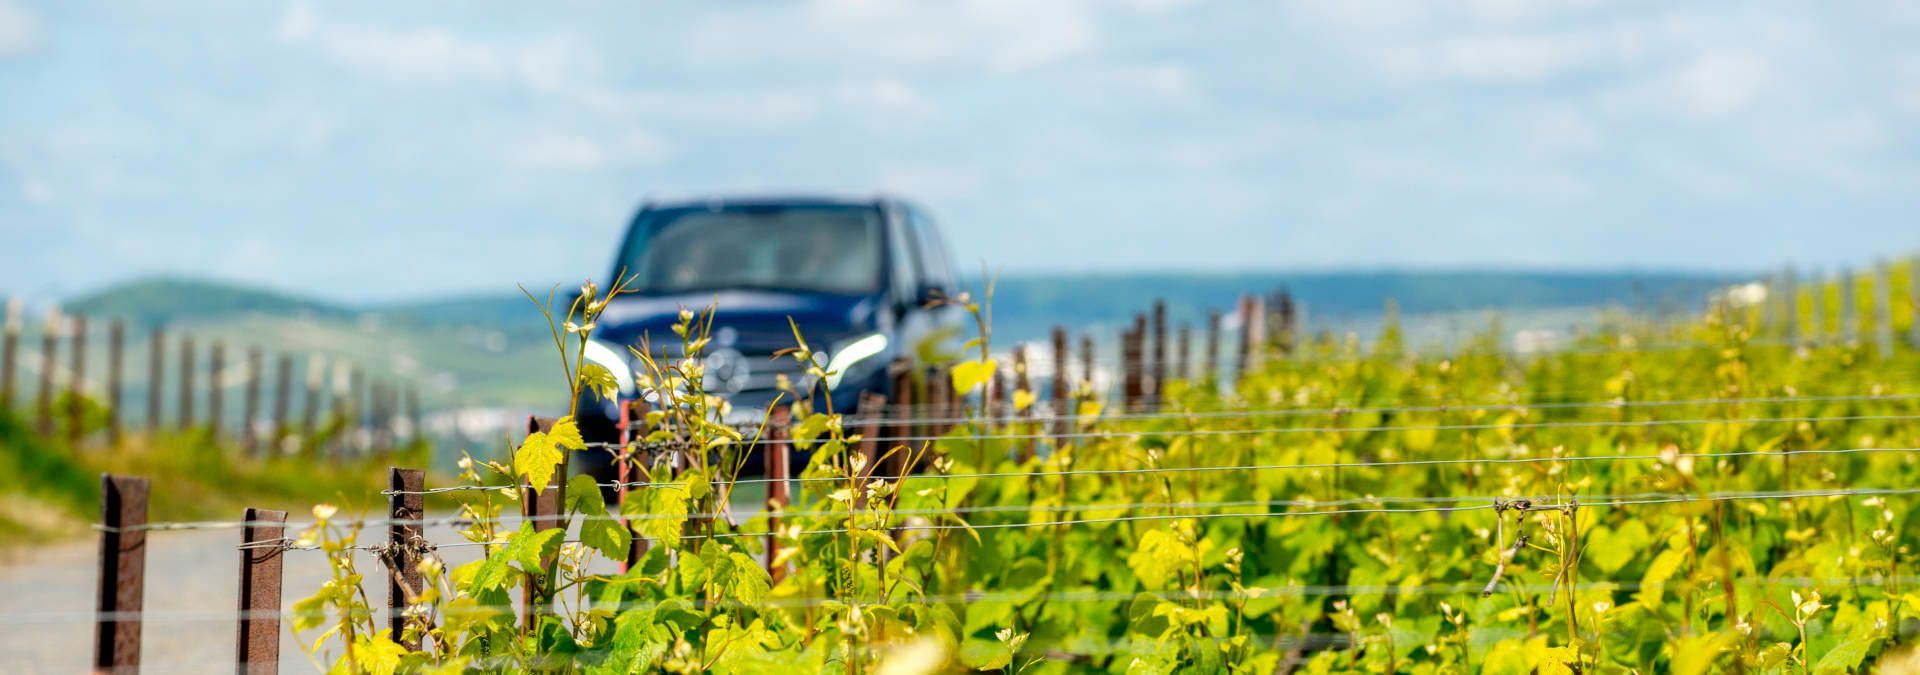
[568,474,632,560]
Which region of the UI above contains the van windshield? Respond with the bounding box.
[617,204,884,295]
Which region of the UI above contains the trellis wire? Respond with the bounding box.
[9,574,1913,624]
[232,484,1920,551]
[576,412,1920,450]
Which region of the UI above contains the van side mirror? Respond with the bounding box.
[914,283,945,308]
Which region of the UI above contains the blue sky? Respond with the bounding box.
[2,1,1918,302]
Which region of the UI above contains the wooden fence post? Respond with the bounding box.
[521,416,562,629]
[147,326,164,432]
[1876,261,1895,358]
[302,354,323,446]
[1151,300,1167,409]
[1079,334,1094,396]
[1840,268,1858,341]
[243,347,262,452]
[1245,294,1266,375]
[853,393,884,511]
[209,342,225,441]
[270,355,291,454]
[348,368,366,454]
[387,467,426,650]
[95,474,149,673]
[1121,324,1142,411]
[107,320,124,447]
[69,314,87,446]
[36,307,59,435]
[927,364,951,438]
[1911,254,1920,348]
[1012,346,1032,462]
[236,507,287,673]
[0,296,16,411]
[1051,327,1069,437]
[1234,296,1253,380]
[765,405,791,582]
[179,335,195,429]
[1781,267,1799,343]
[1811,273,1828,340]
[405,386,421,445]
[1277,291,1297,355]
[1176,324,1191,383]
[1206,310,1221,382]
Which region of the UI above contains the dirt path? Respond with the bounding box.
[0,494,757,673]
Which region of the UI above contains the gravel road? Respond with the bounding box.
[0,492,758,674]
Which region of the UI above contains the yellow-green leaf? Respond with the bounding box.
[950,358,997,395]
[1012,389,1036,412]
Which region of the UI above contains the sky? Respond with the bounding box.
[2,0,1919,303]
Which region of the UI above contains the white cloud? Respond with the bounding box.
[1377,28,1649,85]
[278,3,597,92]
[689,0,1097,73]
[0,0,41,56]
[876,163,985,199]
[506,128,670,171]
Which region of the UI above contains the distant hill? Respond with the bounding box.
[65,277,350,326]
[978,269,1743,338]
[64,269,1747,339]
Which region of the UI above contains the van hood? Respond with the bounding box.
[593,289,880,355]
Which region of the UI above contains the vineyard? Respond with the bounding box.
[58,264,1920,673]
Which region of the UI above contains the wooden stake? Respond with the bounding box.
[765,405,791,582]
[243,347,262,452]
[68,314,87,446]
[147,326,164,432]
[520,416,562,629]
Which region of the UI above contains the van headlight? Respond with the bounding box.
[823,332,888,390]
[583,339,636,398]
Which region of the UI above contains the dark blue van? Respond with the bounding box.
[575,195,963,457]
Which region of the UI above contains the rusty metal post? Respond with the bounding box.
[179,335,195,429]
[236,507,287,673]
[95,474,149,673]
[1151,300,1166,409]
[387,467,426,650]
[1012,345,1032,462]
[926,364,951,438]
[242,347,262,452]
[208,342,225,441]
[107,320,124,447]
[146,326,164,432]
[35,307,58,435]
[520,416,562,628]
[1,296,16,411]
[765,405,791,582]
[68,314,87,446]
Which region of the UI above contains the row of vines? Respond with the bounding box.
[291,279,1920,673]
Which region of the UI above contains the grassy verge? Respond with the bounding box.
[0,410,430,553]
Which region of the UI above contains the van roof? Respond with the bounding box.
[640,193,895,210]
